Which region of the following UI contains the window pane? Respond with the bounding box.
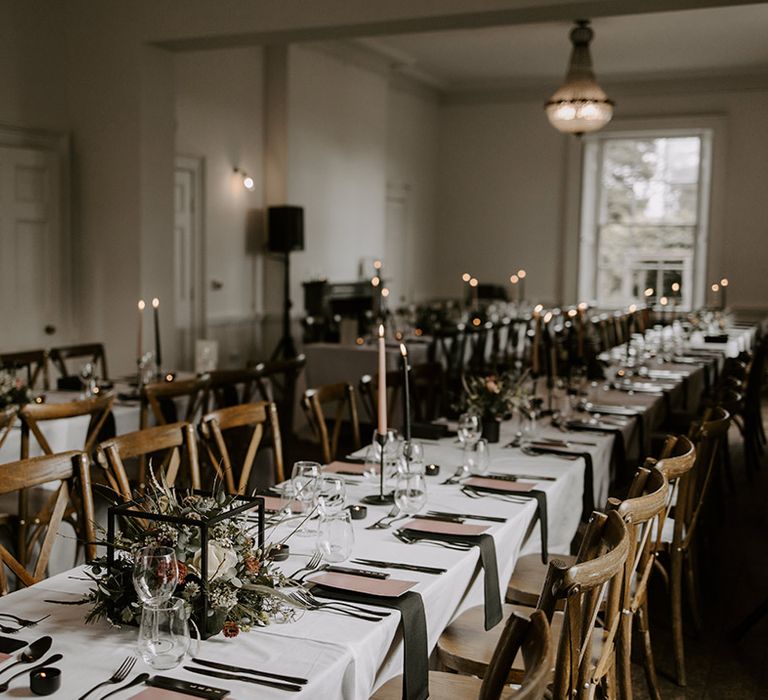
[592,133,704,308]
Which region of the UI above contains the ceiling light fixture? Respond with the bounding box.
[545,20,614,135]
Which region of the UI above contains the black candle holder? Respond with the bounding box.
[361,432,394,505]
[107,491,265,639]
[30,667,61,695]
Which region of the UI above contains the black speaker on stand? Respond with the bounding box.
[268,205,304,359]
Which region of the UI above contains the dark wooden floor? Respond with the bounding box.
[631,403,768,699]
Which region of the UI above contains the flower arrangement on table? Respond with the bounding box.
[0,369,32,408]
[460,368,530,421]
[82,476,302,639]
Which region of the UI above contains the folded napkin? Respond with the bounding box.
[314,588,428,700]
[523,447,594,521]
[400,528,502,631]
[566,421,628,476]
[324,461,371,475]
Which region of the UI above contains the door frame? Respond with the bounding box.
[174,154,206,360]
[0,123,72,343]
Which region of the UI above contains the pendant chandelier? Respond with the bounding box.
[545,20,614,135]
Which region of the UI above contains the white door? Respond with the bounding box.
[174,156,204,371]
[0,145,68,350]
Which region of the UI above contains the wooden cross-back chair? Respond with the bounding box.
[48,343,108,381]
[429,324,466,381]
[0,406,16,453]
[18,394,114,566]
[372,610,552,700]
[250,354,306,439]
[205,368,261,411]
[0,451,94,595]
[200,401,284,494]
[653,410,729,687]
[97,422,201,503]
[302,383,361,464]
[0,349,49,390]
[140,375,210,428]
[436,510,629,700]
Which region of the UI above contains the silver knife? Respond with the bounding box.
[184,666,302,692]
[351,558,447,574]
[192,658,308,685]
[324,565,390,579]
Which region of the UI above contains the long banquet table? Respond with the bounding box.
[0,323,758,698]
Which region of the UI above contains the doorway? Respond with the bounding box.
[174,155,205,370]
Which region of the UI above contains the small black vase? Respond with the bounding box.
[482,417,501,443]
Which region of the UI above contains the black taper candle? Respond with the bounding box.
[152,297,162,370]
[400,343,411,442]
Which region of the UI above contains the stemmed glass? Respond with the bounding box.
[465,438,491,476]
[132,545,179,607]
[316,511,355,563]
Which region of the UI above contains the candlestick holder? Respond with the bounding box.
[361,431,395,505]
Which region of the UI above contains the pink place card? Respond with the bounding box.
[131,690,202,699]
[324,461,373,475]
[401,518,489,536]
[309,571,416,597]
[465,477,536,493]
[259,496,304,513]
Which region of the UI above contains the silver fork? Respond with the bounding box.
[0,613,50,627]
[292,589,390,617]
[394,531,473,551]
[461,486,529,504]
[366,505,406,530]
[289,552,324,582]
[78,656,136,700]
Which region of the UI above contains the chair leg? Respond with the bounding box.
[684,550,704,635]
[670,547,687,686]
[636,601,661,700]
[616,610,633,700]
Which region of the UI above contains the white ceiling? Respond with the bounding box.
[355,4,768,90]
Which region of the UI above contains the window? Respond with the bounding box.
[578,130,713,309]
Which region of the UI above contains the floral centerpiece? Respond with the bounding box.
[0,369,32,408]
[81,476,301,639]
[460,369,529,442]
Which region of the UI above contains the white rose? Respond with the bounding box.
[192,542,238,581]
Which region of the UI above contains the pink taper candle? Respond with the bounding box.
[377,324,387,435]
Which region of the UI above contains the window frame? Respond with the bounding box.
[577,122,718,310]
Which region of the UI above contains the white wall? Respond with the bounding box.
[286,45,389,310]
[174,47,265,365]
[434,85,768,312]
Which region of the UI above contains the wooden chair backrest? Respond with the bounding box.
[205,368,260,410]
[0,406,16,452]
[97,422,200,501]
[676,407,730,550]
[251,354,306,437]
[200,401,284,494]
[19,393,115,457]
[656,434,696,480]
[0,349,49,390]
[141,376,210,427]
[480,609,553,700]
[302,383,361,464]
[0,451,94,593]
[537,510,629,699]
[48,343,108,380]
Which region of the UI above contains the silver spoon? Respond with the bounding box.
[0,636,52,679]
[0,653,63,692]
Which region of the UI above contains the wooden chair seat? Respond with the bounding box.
[505,553,576,606]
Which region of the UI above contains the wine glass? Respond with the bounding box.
[314,475,346,517]
[316,511,355,563]
[399,440,425,474]
[457,413,482,448]
[132,545,179,607]
[394,473,427,515]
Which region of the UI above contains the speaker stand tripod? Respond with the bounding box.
[271,250,297,359]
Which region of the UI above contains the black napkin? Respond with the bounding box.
[462,485,548,565]
[313,588,428,700]
[567,421,628,476]
[401,530,502,631]
[524,447,594,521]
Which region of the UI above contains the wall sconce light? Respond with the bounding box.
[234,167,255,191]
